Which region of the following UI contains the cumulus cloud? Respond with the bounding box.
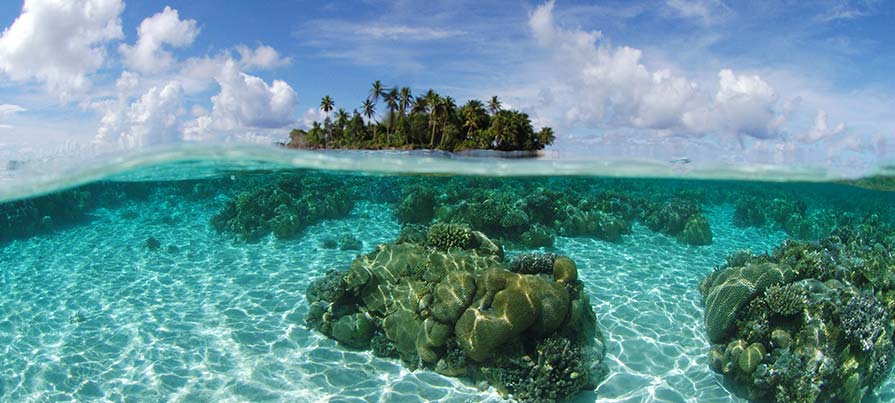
[0,0,124,97]
[529,0,785,139]
[119,6,199,74]
[177,44,290,93]
[798,110,846,143]
[235,45,291,70]
[301,107,328,129]
[208,60,297,129]
[184,60,297,140]
[681,69,782,138]
[95,81,185,147]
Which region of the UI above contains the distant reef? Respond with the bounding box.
[305,227,608,403]
[284,82,554,153]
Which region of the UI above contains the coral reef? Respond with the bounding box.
[339,234,362,250]
[304,229,607,402]
[700,220,895,403]
[211,175,353,241]
[733,194,838,240]
[510,253,560,275]
[426,223,473,251]
[401,179,718,247]
[641,198,713,245]
[0,187,94,242]
[395,185,437,224]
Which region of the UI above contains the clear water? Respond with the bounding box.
[1,146,894,403]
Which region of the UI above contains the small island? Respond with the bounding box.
[285,81,555,152]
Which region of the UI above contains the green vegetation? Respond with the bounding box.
[286,82,555,152]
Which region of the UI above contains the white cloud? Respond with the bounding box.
[816,1,879,23]
[355,24,464,41]
[235,45,291,70]
[301,107,328,128]
[0,103,26,130]
[798,110,846,143]
[177,44,288,94]
[208,60,297,129]
[0,0,124,98]
[0,104,26,118]
[529,1,785,139]
[681,69,782,138]
[95,81,185,147]
[665,0,729,24]
[184,60,297,140]
[119,6,199,74]
[178,55,226,93]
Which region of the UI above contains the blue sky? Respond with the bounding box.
[0,0,893,171]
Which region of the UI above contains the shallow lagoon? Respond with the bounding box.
[1,162,894,403]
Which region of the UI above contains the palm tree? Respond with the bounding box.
[461,99,485,134]
[399,87,412,115]
[439,96,457,147]
[487,96,501,115]
[424,90,441,147]
[335,108,349,129]
[361,99,377,143]
[537,127,555,149]
[411,96,428,115]
[384,88,399,115]
[362,99,376,122]
[383,88,399,142]
[320,95,334,115]
[369,80,384,104]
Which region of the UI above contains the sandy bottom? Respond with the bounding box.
[1,189,892,403]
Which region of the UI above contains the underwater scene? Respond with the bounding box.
[2,156,895,403]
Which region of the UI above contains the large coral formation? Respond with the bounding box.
[304,229,607,402]
[211,174,353,241]
[701,262,794,342]
[641,197,713,245]
[700,219,895,403]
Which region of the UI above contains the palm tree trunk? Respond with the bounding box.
[439,117,448,147]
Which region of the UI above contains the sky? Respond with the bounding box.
[0,0,893,171]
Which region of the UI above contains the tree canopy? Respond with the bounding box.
[286,83,554,152]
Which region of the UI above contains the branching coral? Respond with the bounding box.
[426,223,473,251]
[840,293,889,352]
[486,336,592,403]
[510,253,560,275]
[762,284,807,317]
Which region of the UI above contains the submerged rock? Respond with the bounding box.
[304,229,607,402]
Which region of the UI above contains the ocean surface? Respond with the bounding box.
[1,146,894,403]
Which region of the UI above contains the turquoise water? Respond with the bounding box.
[1,151,895,403]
